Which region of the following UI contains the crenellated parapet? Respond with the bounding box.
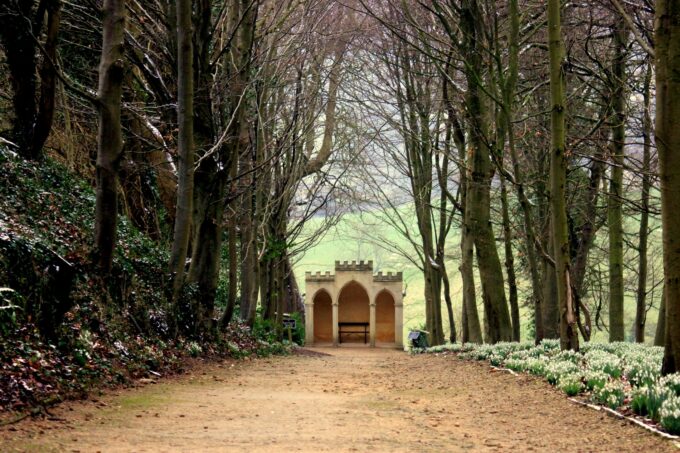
[335,260,373,272]
[373,271,403,282]
[305,271,335,282]
[304,259,404,349]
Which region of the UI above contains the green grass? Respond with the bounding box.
[119,391,171,409]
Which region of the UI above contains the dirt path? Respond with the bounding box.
[1,348,677,452]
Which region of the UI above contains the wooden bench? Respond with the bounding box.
[338,322,369,344]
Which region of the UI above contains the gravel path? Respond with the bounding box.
[1,347,676,452]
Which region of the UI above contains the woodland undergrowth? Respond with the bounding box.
[0,146,289,416]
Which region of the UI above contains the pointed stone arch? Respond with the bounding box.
[375,289,396,343]
[338,280,370,343]
[312,289,333,343]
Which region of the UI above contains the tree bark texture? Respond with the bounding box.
[657,0,680,374]
[656,289,667,347]
[168,0,195,310]
[0,1,37,157]
[94,0,126,273]
[547,0,578,351]
[187,0,257,333]
[608,18,628,342]
[500,175,520,341]
[636,63,653,343]
[461,0,512,343]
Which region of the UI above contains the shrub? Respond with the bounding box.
[625,356,661,388]
[554,349,581,364]
[525,357,548,376]
[558,373,584,396]
[661,373,680,395]
[489,353,504,367]
[505,358,527,372]
[647,383,673,421]
[539,339,560,353]
[660,395,680,434]
[186,341,202,357]
[631,386,648,416]
[545,361,580,385]
[593,381,626,409]
[585,350,622,379]
[584,370,609,391]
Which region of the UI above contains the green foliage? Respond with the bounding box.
[425,343,474,354]
[647,383,673,421]
[185,341,203,358]
[545,361,581,385]
[525,357,549,376]
[584,370,609,391]
[625,355,661,387]
[631,386,649,416]
[286,312,305,346]
[558,373,584,396]
[0,146,293,412]
[660,373,680,395]
[593,381,626,409]
[421,340,680,435]
[584,350,622,378]
[252,317,278,344]
[553,350,581,364]
[660,395,680,434]
[0,287,21,335]
[505,358,527,372]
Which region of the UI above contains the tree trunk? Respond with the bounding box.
[461,0,512,344]
[219,220,238,328]
[506,120,543,342]
[657,0,680,374]
[444,61,482,345]
[168,0,194,314]
[32,0,61,158]
[460,223,482,343]
[656,290,666,347]
[636,63,652,343]
[542,247,560,339]
[608,18,628,342]
[93,0,126,273]
[0,1,38,158]
[187,0,257,334]
[423,262,445,345]
[547,0,578,351]
[500,173,520,341]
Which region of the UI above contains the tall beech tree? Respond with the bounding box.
[658,0,680,374]
[636,63,653,343]
[547,0,578,351]
[93,0,126,273]
[168,0,195,308]
[459,0,512,343]
[608,16,628,342]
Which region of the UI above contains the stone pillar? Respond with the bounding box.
[332,301,339,346]
[395,299,404,349]
[304,302,314,345]
[369,301,376,347]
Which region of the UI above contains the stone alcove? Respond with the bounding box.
[304,260,403,348]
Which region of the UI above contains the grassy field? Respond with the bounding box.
[293,205,663,345]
